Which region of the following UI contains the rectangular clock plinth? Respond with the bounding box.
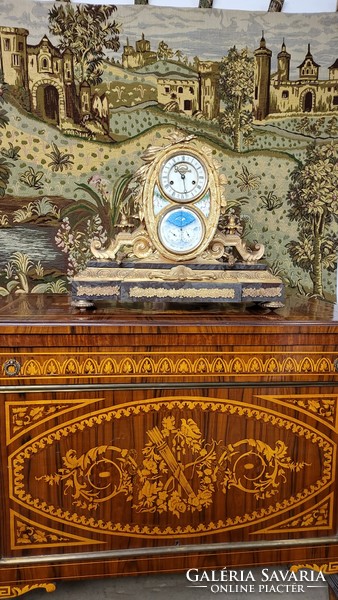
[71,261,284,307]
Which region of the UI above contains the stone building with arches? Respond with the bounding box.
[254,35,338,120]
[157,60,220,119]
[122,35,220,120]
[27,35,79,125]
[0,26,108,131]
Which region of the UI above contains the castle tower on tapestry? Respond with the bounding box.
[136,33,150,54]
[0,26,111,135]
[122,34,156,69]
[27,35,79,125]
[329,58,338,80]
[254,36,338,119]
[0,27,31,110]
[298,44,320,81]
[198,60,220,119]
[253,33,272,120]
[277,40,291,82]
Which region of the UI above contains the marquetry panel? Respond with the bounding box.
[5,390,337,553]
[5,398,101,444]
[254,494,334,534]
[10,510,101,550]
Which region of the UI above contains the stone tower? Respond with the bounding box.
[277,40,291,82]
[329,58,338,80]
[253,33,272,120]
[0,26,31,109]
[298,44,320,81]
[198,60,220,119]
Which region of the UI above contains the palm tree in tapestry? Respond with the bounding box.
[48,3,121,85]
[286,142,338,298]
[218,47,254,152]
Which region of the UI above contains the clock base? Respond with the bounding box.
[72,261,284,308]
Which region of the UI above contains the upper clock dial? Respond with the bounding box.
[159,152,208,202]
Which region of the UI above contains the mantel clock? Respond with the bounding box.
[143,144,221,262]
[72,132,284,307]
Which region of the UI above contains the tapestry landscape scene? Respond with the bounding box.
[0,0,337,300]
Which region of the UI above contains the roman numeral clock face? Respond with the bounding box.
[160,153,208,202]
[143,145,221,262]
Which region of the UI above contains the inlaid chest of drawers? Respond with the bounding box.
[0,293,337,597]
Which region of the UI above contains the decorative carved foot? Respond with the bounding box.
[71,298,95,310]
[260,301,285,309]
[0,583,56,598]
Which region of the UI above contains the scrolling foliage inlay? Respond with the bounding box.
[36,417,307,516]
[9,397,334,538]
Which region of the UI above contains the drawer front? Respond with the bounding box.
[2,385,338,560]
[1,349,338,383]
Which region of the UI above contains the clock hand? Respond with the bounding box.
[180,173,187,193]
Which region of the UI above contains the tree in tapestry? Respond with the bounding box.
[0,0,337,300]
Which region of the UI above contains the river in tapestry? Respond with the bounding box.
[0,0,337,299]
[0,225,66,268]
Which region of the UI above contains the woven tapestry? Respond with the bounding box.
[0,0,337,300]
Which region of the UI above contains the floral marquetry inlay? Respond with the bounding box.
[257,394,338,430]
[9,396,335,539]
[1,352,336,380]
[254,494,333,534]
[6,399,102,444]
[277,501,331,529]
[11,404,71,434]
[10,510,100,550]
[15,519,69,546]
[36,418,307,516]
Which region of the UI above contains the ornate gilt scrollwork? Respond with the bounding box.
[91,225,154,261]
[149,265,218,281]
[208,231,265,263]
[290,564,329,574]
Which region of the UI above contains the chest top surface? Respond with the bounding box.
[0,292,336,334]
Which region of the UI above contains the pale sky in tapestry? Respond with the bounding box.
[4,1,338,71]
[36,0,338,11]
